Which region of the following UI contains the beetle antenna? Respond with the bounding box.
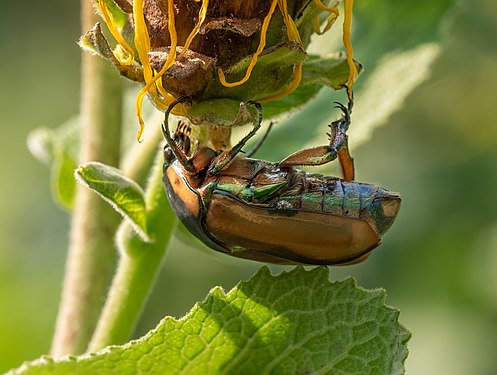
[162,97,197,173]
[161,96,189,139]
[246,121,275,158]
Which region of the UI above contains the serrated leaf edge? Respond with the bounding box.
[8,267,411,375]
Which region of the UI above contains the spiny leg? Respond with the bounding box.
[207,101,263,175]
[278,98,354,180]
[332,100,354,180]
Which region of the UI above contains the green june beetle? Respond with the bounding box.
[162,98,400,265]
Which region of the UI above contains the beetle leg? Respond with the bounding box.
[333,100,355,180]
[279,99,355,179]
[162,97,197,173]
[338,143,355,180]
[207,101,263,175]
[335,98,355,179]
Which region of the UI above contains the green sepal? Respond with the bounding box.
[203,41,307,102]
[79,23,143,83]
[76,162,149,241]
[79,22,117,62]
[189,52,361,126]
[188,99,261,128]
[296,0,340,46]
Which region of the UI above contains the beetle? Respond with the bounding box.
[162,97,400,265]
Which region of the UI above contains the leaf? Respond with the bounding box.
[79,23,118,62]
[26,128,54,166]
[347,43,441,149]
[256,0,458,162]
[76,162,149,240]
[262,55,363,119]
[27,117,80,211]
[300,43,442,154]
[51,148,78,210]
[261,83,322,119]
[79,23,144,83]
[302,55,363,90]
[11,267,410,375]
[101,0,128,29]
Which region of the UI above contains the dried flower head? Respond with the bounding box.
[81,0,358,141]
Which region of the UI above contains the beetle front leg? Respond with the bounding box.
[162,96,197,173]
[207,102,263,175]
[278,100,355,180]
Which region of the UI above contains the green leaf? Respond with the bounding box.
[261,83,321,119]
[79,23,144,83]
[262,55,363,119]
[51,148,78,210]
[76,162,149,240]
[205,41,307,101]
[347,43,441,149]
[303,55,363,90]
[26,128,55,166]
[11,267,410,375]
[256,0,458,163]
[27,117,80,211]
[79,23,118,62]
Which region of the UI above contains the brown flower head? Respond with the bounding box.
[82,0,358,141]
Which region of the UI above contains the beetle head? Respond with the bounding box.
[191,147,218,172]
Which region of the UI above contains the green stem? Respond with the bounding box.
[88,152,177,351]
[50,0,123,356]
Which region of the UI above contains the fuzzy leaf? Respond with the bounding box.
[79,23,144,83]
[10,267,410,375]
[51,148,78,210]
[262,55,362,119]
[27,117,80,211]
[302,55,363,90]
[256,0,457,162]
[76,162,148,240]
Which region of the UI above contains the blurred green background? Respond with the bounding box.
[1,0,496,374]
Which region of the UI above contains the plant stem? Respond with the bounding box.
[50,0,123,356]
[88,152,177,351]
